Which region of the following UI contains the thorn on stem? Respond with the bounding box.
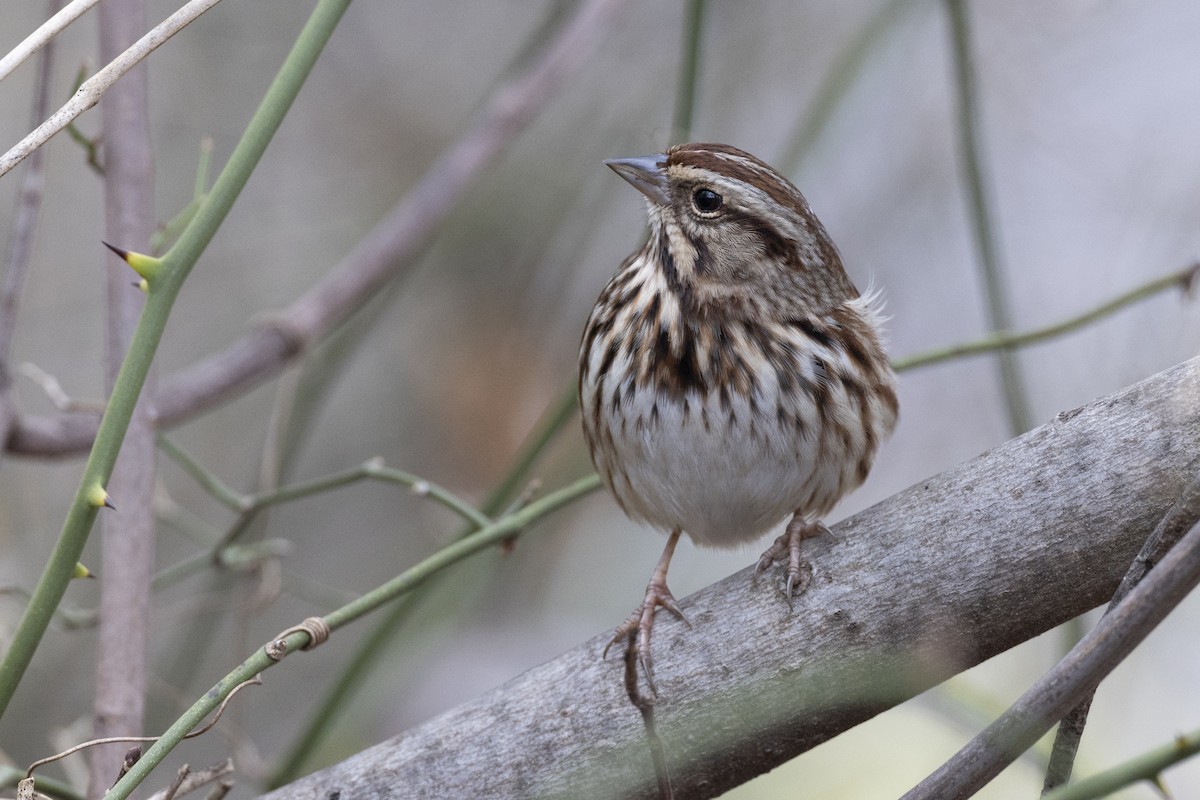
[102,240,129,261]
[87,483,116,510]
[102,240,160,282]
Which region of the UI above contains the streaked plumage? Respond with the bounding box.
[579,142,897,700]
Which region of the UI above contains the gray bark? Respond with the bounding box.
[257,356,1200,800]
[90,0,157,795]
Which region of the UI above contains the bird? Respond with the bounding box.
[578,142,898,702]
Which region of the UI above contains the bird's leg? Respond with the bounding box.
[604,529,689,700]
[755,513,830,605]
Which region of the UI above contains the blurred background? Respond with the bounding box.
[1,0,1199,797]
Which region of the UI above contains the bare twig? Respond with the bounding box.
[157,764,188,800]
[900,516,1200,800]
[202,781,233,800]
[0,0,225,179]
[0,0,102,83]
[1041,469,1200,791]
[18,362,106,412]
[26,678,259,779]
[143,760,234,800]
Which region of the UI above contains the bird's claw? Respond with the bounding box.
[755,517,828,604]
[604,577,687,699]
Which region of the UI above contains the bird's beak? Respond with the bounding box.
[605,154,670,207]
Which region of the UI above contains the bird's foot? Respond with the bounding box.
[604,574,689,702]
[754,516,829,606]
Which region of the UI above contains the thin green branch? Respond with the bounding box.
[893,264,1198,373]
[240,461,372,511]
[161,439,491,542]
[944,0,1032,434]
[158,434,244,511]
[0,0,352,721]
[105,473,601,799]
[326,475,599,629]
[148,195,199,254]
[63,65,104,174]
[671,0,706,143]
[241,458,493,529]
[1041,727,1200,800]
[150,138,213,253]
[269,381,583,787]
[269,597,418,786]
[0,585,95,630]
[151,538,293,591]
[363,462,494,530]
[193,135,212,201]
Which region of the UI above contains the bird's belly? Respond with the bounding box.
[589,383,857,548]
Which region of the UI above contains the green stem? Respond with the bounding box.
[671,0,706,143]
[268,381,581,787]
[328,475,597,628]
[104,474,601,799]
[893,265,1198,372]
[163,433,491,540]
[243,459,493,528]
[364,463,493,529]
[171,359,588,788]
[0,0,352,723]
[1041,727,1200,800]
[159,433,245,511]
[945,0,1032,434]
[268,590,417,786]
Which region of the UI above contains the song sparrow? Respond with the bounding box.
[579,142,898,700]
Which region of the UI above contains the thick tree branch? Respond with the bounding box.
[255,357,1200,799]
[3,0,633,458]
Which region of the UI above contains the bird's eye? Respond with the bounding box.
[692,187,723,214]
